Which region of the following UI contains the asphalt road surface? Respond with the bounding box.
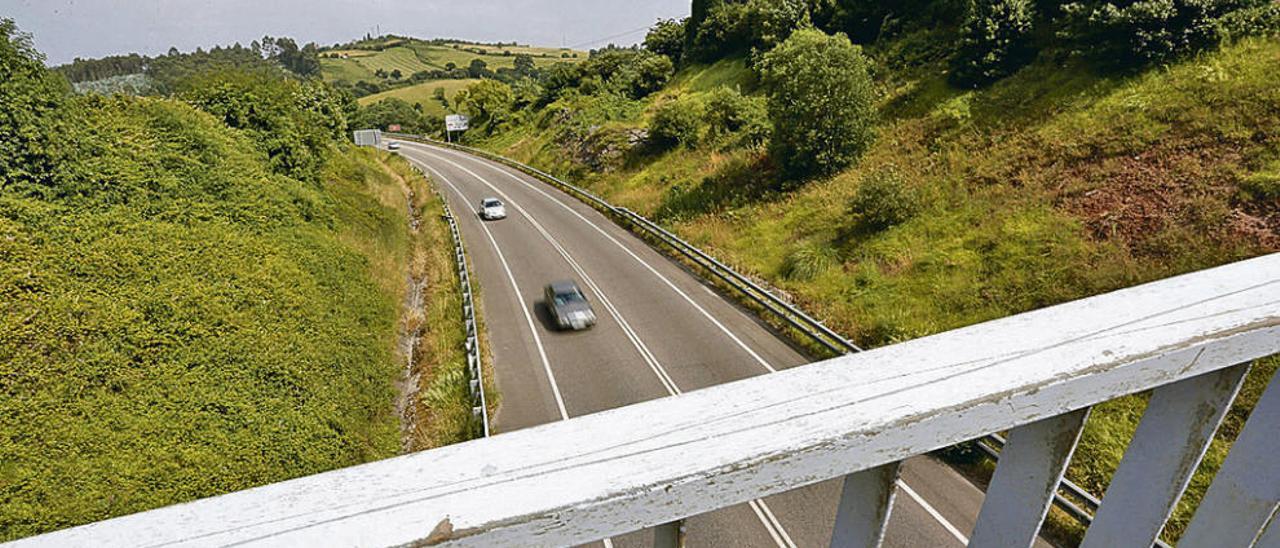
[395,141,1053,548]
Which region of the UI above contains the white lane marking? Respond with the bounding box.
[414,160,569,421]
[425,154,682,397]
[427,146,779,373]
[896,479,970,545]
[425,144,972,546]
[415,157,626,546]
[418,149,794,548]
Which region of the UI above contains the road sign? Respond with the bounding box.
[446,114,470,132]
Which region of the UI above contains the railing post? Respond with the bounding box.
[970,408,1090,548]
[1180,366,1280,548]
[1081,363,1250,548]
[829,462,900,548]
[653,519,686,548]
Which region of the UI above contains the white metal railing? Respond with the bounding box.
[7,254,1279,547]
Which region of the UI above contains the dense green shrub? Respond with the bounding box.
[1,24,412,540]
[460,79,515,130]
[181,69,345,183]
[650,98,705,148]
[847,166,920,232]
[645,18,688,61]
[688,0,810,61]
[351,97,433,134]
[950,0,1038,87]
[782,242,839,280]
[758,28,877,179]
[703,87,770,147]
[1060,0,1273,67]
[0,19,72,191]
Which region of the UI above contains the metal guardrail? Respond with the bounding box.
[385,133,860,356]
[414,163,489,438]
[385,132,1143,542]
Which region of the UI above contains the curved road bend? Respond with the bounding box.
[395,141,1051,548]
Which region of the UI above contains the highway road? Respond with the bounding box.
[394,141,1053,548]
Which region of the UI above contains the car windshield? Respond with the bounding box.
[483,199,501,207]
[553,289,585,306]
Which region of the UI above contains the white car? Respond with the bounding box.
[386,141,401,150]
[480,198,507,220]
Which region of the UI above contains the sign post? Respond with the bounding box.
[445,114,470,143]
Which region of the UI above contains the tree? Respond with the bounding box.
[350,97,432,134]
[949,0,1037,88]
[467,58,489,78]
[513,53,535,75]
[644,18,687,60]
[1060,0,1273,68]
[757,28,877,180]
[703,87,770,147]
[432,86,447,102]
[462,79,514,130]
[0,18,72,190]
[390,68,402,79]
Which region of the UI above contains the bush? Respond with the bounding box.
[758,29,877,180]
[644,18,687,61]
[783,242,839,280]
[703,87,770,147]
[1239,169,1280,201]
[848,167,919,232]
[650,98,704,148]
[0,18,72,191]
[181,69,346,183]
[949,0,1037,88]
[351,97,432,134]
[1060,0,1272,68]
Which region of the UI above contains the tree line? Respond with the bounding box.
[55,36,322,90]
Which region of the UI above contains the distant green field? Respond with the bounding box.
[357,78,479,117]
[322,39,584,87]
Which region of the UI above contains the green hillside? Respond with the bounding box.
[321,37,584,101]
[1,21,482,540]
[458,3,1280,544]
[357,78,479,116]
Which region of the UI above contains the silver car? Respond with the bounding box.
[480,198,507,220]
[545,280,596,331]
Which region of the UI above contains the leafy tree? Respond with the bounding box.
[390,68,402,79]
[757,28,877,179]
[461,79,515,130]
[0,18,72,191]
[467,58,489,78]
[703,87,770,147]
[1060,0,1274,68]
[644,18,687,60]
[513,53,536,75]
[181,69,342,183]
[689,1,751,60]
[650,98,704,148]
[432,86,447,102]
[949,0,1037,87]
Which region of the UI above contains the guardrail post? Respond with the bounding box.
[1180,366,1280,548]
[970,408,1090,548]
[829,462,899,548]
[1081,363,1250,548]
[653,519,686,548]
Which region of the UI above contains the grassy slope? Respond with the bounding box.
[357,78,480,116]
[0,95,462,539]
[478,37,1280,543]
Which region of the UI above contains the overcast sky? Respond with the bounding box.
[5,0,690,66]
